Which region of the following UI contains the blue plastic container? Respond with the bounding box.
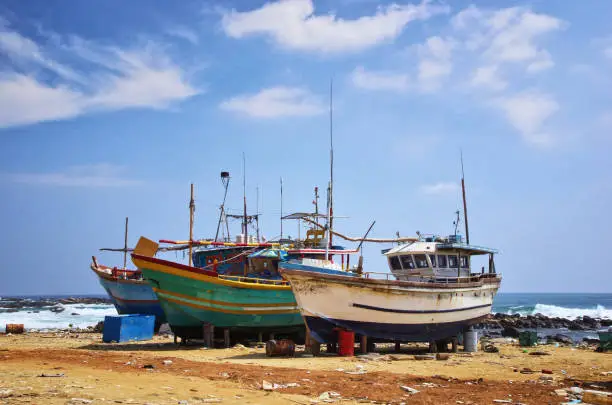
[102,314,155,343]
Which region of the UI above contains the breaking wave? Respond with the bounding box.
[504,303,611,320]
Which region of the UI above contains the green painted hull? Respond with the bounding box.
[139,264,304,339]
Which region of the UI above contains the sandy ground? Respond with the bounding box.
[0,333,610,404]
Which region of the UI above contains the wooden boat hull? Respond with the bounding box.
[132,254,305,339]
[91,265,166,325]
[279,268,501,343]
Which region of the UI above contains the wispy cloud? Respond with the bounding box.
[3,164,142,187]
[351,66,409,92]
[416,36,455,92]
[495,91,559,147]
[166,26,199,45]
[221,0,449,53]
[420,182,459,195]
[220,86,324,118]
[0,18,199,129]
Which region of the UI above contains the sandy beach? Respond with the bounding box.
[1,332,610,404]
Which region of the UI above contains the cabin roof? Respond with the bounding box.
[384,241,497,256]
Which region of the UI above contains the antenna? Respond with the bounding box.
[280,177,284,240]
[123,217,128,269]
[189,183,195,267]
[215,171,230,242]
[314,187,319,225]
[256,185,260,242]
[242,152,248,239]
[460,150,470,244]
[328,78,334,249]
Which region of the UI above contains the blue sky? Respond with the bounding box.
[1,0,611,295]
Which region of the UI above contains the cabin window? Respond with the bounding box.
[429,254,437,267]
[414,254,429,268]
[460,256,470,268]
[448,255,458,268]
[389,256,402,270]
[437,255,447,268]
[400,255,415,269]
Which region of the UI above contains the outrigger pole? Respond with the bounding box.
[460,151,470,244]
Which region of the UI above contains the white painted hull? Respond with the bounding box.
[281,269,501,343]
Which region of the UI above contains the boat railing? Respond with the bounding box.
[218,274,290,286]
[363,272,499,284]
[363,272,395,280]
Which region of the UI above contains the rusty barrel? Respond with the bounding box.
[5,324,24,334]
[337,329,355,357]
[265,339,295,357]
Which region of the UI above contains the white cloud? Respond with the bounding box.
[495,91,559,146]
[452,6,563,73]
[0,20,198,129]
[470,65,507,91]
[220,86,324,118]
[221,0,449,53]
[417,36,454,91]
[166,27,199,45]
[4,164,142,187]
[351,66,409,92]
[0,74,83,128]
[420,182,459,195]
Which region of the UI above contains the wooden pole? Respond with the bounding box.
[189,183,194,267]
[123,217,128,269]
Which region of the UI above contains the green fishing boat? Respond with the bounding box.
[131,237,304,341]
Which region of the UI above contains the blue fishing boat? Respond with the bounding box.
[91,217,166,329]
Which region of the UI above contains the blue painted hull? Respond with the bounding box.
[97,276,166,324]
[304,315,487,343]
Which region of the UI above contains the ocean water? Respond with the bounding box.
[0,293,610,332]
[0,295,116,332]
[492,293,612,320]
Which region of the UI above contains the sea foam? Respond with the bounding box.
[0,303,117,332]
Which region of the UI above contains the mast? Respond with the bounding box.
[242,152,248,239]
[123,217,128,269]
[460,151,470,244]
[189,183,195,267]
[215,171,230,242]
[280,177,284,240]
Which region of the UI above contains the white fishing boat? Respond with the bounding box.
[279,234,501,343]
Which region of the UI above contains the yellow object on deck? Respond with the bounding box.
[133,237,159,257]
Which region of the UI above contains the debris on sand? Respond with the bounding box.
[400,386,419,394]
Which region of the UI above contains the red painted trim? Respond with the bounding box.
[287,249,359,255]
[159,239,278,247]
[131,254,219,277]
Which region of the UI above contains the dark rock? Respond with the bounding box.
[93,321,104,333]
[547,334,573,345]
[502,326,520,338]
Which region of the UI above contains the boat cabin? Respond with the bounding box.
[383,235,497,282]
[192,246,253,276]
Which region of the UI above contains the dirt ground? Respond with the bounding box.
[0,333,610,404]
